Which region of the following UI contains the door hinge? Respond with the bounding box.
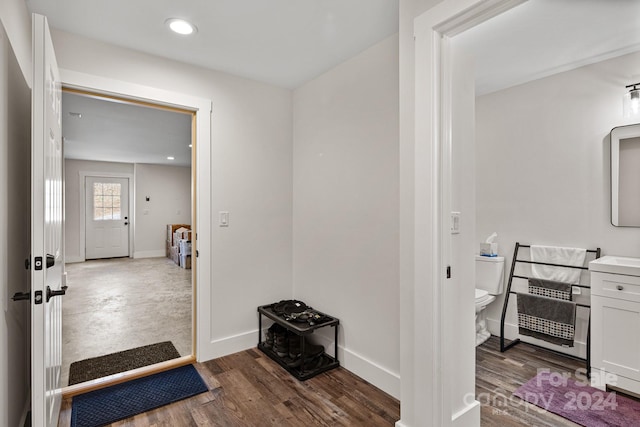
[446,266,451,279]
[196,250,199,258]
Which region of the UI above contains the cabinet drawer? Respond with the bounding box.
[591,272,640,301]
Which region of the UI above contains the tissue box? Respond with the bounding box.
[480,243,498,257]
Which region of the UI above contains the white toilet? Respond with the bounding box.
[475,255,505,346]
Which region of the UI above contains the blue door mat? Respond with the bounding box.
[71,364,208,427]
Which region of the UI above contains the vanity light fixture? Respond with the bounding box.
[624,83,640,117]
[165,18,197,36]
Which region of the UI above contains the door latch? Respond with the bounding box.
[34,290,43,304]
[12,292,30,302]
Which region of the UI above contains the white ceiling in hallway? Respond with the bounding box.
[30,0,640,165]
[26,0,399,89]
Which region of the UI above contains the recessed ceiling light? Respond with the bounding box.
[167,156,175,160]
[165,18,197,35]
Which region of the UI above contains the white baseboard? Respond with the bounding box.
[133,250,166,259]
[395,422,409,427]
[452,400,480,427]
[65,255,84,263]
[487,318,587,359]
[302,331,400,399]
[200,327,400,399]
[197,329,258,362]
[341,346,400,399]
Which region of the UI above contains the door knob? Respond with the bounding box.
[124,222,129,225]
[46,285,66,302]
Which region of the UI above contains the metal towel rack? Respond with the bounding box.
[500,242,601,376]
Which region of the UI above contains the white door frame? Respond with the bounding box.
[60,69,212,362]
[79,171,134,261]
[399,1,525,426]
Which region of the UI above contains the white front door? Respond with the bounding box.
[85,176,130,259]
[31,13,63,427]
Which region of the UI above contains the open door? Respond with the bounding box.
[31,13,64,427]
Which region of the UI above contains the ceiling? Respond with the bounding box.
[456,0,640,96]
[62,92,193,167]
[29,0,640,166]
[26,0,399,90]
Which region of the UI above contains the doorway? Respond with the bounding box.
[85,176,130,259]
[61,88,197,391]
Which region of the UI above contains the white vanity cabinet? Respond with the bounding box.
[590,257,640,395]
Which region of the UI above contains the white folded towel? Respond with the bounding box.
[530,245,587,284]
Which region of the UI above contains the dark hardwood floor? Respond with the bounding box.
[58,336,601,426]
[477,336,583,427]
[57,348,400,426]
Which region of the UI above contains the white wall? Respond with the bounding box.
[64,160,192,261]
[64,159,134,262]
[52,30,293,354]
[476,51,640,356]
[292,34,400,397]
[134,163,191,257]
[0,0,30,87]
[0,19,31,427]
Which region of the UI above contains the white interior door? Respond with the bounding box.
[31,13,63,427]
[85,176,130,259]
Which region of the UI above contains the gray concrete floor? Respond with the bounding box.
[62,257,192,386]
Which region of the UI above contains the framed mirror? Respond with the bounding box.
[611,123,640,226]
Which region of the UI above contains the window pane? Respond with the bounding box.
[113,196,121,208]
[112,207,121,220]
[94,207,104,220]
[94,195,103,208]
[103,196,113,208]
[93,183,103,196]
[103,183,121,196]
[103,208,113,220]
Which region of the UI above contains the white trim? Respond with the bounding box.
[198,330,257,361]
[401,1,526,426]
[257,327,401,398]
[309,331,401,398]
[341,347,401,399]
[79,171,134,261]
[133,250,166,259]
[59,69,212,363]
[452,401,481,427]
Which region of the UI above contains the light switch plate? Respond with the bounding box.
[219,211,229,227]
[451,212,460,234]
